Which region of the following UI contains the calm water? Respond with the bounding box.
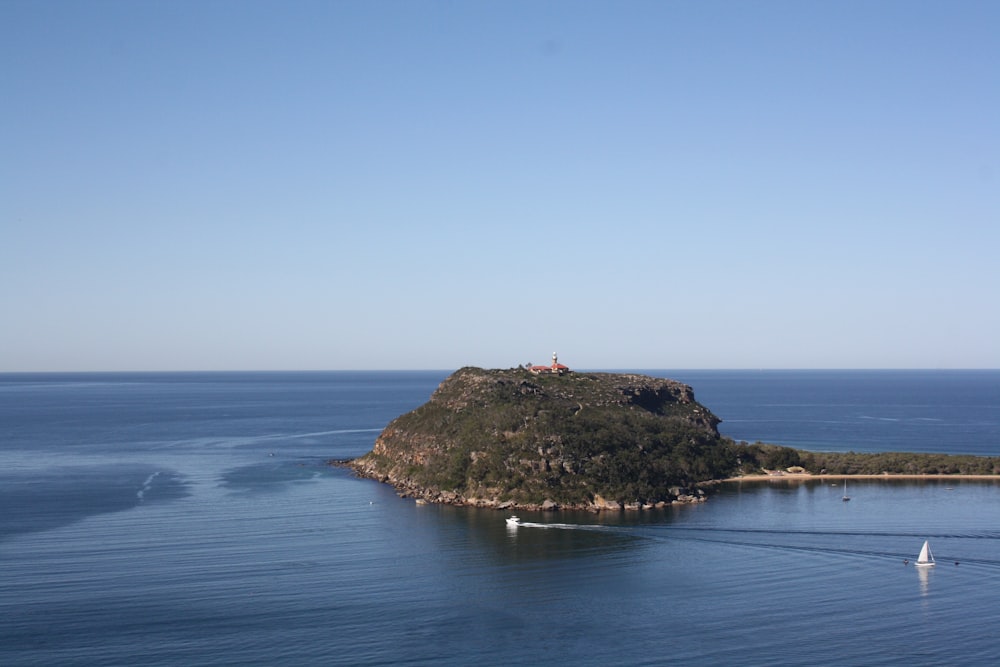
[2,370,999,666]
[665,369,1000,456]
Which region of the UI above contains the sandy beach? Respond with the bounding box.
[718,473,1000,483]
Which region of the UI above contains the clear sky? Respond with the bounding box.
[2,1,998,371]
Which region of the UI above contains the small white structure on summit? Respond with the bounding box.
[529,352,571,375]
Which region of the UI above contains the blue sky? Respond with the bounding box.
[2,1,998,371]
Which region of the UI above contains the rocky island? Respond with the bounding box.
[345,364,736,511]
[341,361,1000,511]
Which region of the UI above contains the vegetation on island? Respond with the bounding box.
[344,367,999,511]
[734,441,1000,476]
[348,366,733,509]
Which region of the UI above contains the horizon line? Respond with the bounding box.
[2,367,998,375]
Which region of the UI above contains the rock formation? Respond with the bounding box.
[345,366,736,511]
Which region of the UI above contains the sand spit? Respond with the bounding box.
[717,473,1000,483]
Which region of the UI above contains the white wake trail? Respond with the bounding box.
[137,471,161,501]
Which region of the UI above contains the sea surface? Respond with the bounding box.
[2,369,999,666]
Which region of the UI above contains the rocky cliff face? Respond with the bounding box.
[346,367,734,511]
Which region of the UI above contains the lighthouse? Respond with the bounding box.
[529,353,571,375]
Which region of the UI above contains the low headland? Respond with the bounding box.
[339,365,1000,511]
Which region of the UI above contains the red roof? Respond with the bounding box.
[529,363,570,371]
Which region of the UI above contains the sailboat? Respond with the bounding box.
[841,479,850,501]
[915,540,936,567]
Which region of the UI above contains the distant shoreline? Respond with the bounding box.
[717,473,1000,482]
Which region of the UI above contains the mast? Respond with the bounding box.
[916,540,935,566]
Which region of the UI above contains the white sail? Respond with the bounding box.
[916,540,935,567]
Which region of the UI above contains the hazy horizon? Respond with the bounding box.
[3,366,998,375]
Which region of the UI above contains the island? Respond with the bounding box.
[341,363,1000,511]
[344,364,734,511]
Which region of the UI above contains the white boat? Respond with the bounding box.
[505,515,521,527]
[915,540,935,567]
[842,479,850,501]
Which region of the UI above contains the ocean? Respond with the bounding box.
[2,370,999,666]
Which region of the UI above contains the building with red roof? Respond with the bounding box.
[529,352,571,375]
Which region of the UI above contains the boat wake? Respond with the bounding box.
[507,520,615,533]
[639,527,1000,570]
[150,428,384,451]
[137,471,161,501]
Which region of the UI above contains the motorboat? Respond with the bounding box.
[505,515,521,527]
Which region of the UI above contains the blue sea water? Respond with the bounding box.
[665,369,1000,456]
[2,370,999,666]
